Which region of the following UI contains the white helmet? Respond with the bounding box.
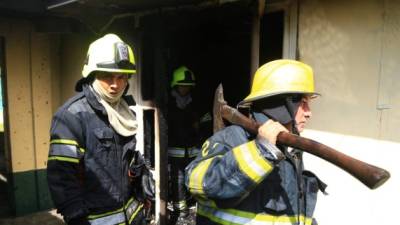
[82,33,136,78]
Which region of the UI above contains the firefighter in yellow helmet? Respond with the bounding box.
[186,59,326,225]
[47,34,153,225]
[168,66,199,225]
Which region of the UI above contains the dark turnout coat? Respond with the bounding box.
[47,85,144,225]
[185,113,326,225]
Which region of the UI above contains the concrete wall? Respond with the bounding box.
[298,0,399,224]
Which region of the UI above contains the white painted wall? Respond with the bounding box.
[298,0,400,224]
[302,130,398,225]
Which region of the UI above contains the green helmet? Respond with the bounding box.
[82,33,136,78]
[170,66,196,88]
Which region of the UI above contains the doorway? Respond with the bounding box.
[138,3,286,225]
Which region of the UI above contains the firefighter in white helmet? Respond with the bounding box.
[47,34,153,225]
[186,59,326,225]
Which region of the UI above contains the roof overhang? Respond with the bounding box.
[0,0,246,33]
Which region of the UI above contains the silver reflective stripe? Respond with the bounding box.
[238,143,269,177]
[168,147,200,158]
[126,199,140,222]
[89,212,125,225]
[188,147,200,157]
[88,198,142,225]
[198,204,312,225]
[49,144,80,158]
[199,205,251,224]
[173,200,187,210]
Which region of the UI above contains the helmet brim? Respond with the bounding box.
[238,91,320,107]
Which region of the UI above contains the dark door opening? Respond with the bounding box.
[138,5,285,224]
[260,10,285,65]
[140,5,257,142]
[159,6,254,141]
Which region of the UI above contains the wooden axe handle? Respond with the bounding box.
[221,104,390,189]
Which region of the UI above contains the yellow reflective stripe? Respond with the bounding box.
[188,157,215,196]
[87,207,123,220]
[233,141,273,183]
[51,139,85,153]
[128,204,143,224]
[87,197,130,220]
[97,67,136,74]
[198,204,313,225]
[48,156,79,163]
[88,197,142,221]
[197,197,217,208]
[173,200,187,210]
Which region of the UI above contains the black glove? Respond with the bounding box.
[129,151,145,179]
[141,168,155,201]
[129,151,155,202]
[67,216,90,225]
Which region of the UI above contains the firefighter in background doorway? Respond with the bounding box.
[185,59,326,225]
[168,66,200,225]
[47,34,154,225]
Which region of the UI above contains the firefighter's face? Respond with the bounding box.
[294,96,312,133]
[96,73,129,96]
[176,85,191,96]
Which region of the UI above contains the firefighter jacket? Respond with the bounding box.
[47,84,144,225]
[167,91,199,158]
[185,113,326,225]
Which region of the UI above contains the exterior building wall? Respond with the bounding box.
[0,19,54,215]
[0,18,87,215]
[298,1,399,224]
[59,35,91,101]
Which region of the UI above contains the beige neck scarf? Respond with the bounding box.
[92,79,137,136]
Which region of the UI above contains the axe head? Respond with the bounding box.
[213,84,227,133]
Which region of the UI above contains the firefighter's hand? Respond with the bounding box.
[142,168,155,201]
[258,119,288,145]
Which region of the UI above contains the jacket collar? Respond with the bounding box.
[82,83,107,116]
[82,83,136,116]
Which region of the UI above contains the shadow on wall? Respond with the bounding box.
[0,210,64,225]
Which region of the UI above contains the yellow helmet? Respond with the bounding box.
[239,59,318,105]
[82,33,136,78]
[170,66,196,88]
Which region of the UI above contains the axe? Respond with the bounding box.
[213,84,390,189]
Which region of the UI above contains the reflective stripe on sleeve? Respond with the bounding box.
[188,156,216,196]
[48,139,85,163]
[198,204,313,225]
[50,139,85,153]
[49,144,80,158]
[233,140,273,183]
[47,156,79,163]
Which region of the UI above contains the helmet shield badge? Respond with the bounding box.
[96,42,135,70]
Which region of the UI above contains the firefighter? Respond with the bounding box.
[167,66,199,225]
[47,34,153,225]
[185,59,326,225]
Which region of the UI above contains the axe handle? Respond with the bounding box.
[221,105,390,189]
